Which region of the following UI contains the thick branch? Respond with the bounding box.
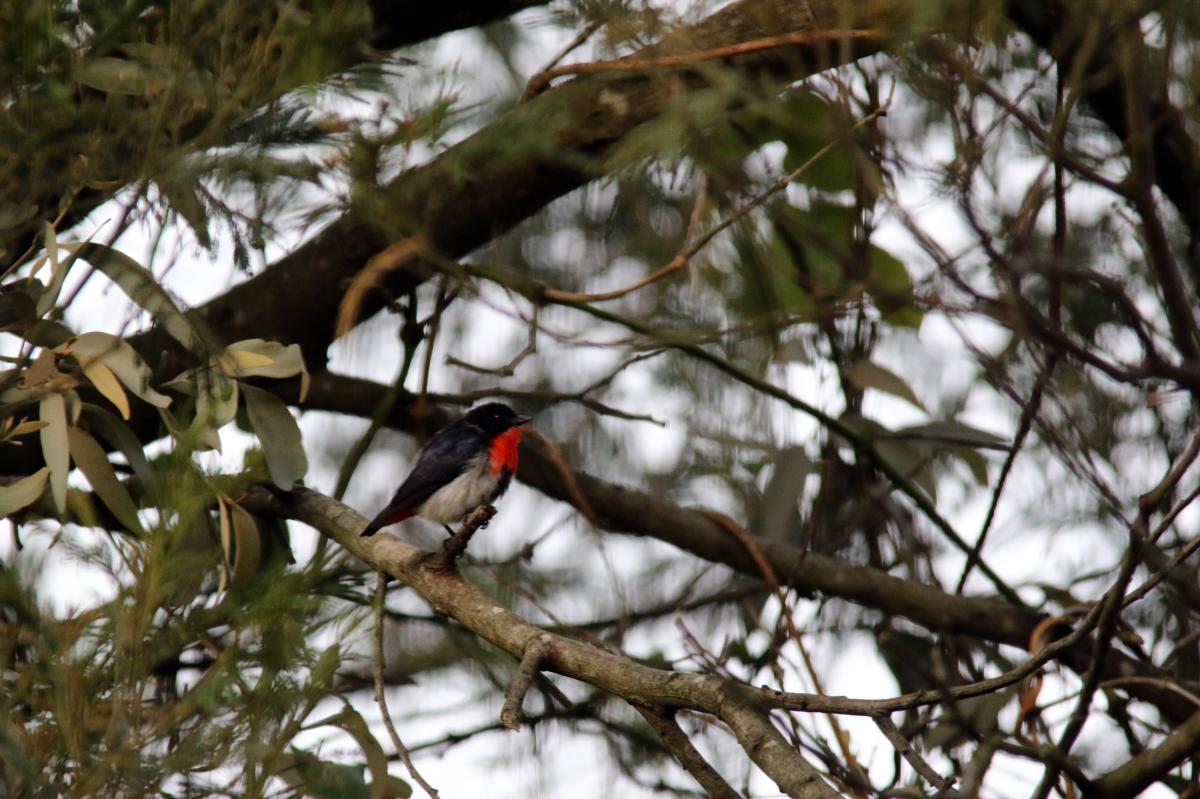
[368,1,550,51]
[71,0,900,452]
[1084,709,1200,799]
[500,636,550,730]
[635,706,745,799]
[293,373,1197,725]
[244,486,842,799]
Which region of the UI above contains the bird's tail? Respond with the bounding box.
[361,506,415,536]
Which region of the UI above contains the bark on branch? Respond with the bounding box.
[243,486,843,799]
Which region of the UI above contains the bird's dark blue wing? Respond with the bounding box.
[362,422,485,534]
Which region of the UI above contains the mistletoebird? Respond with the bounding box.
[361,402,531,537]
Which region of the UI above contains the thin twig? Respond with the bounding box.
[373,572,440,799]
[501,636,551,730]
[446,305,539,376]
[873,714,954,791]
[333,297,422,501]
[524,28,889,97]
[524,19,605,99]
[522,428,602,526]
[694,509,870,790]
[337,235,427,337]
[543,108,886,304]
[435,504,497,569]
[955,355,1055,593]
[635,705,745,799]
[1096,677,1200,709]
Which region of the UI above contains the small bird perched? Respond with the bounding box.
[361,402,531,536]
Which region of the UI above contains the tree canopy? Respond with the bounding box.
[3,0,1200,797]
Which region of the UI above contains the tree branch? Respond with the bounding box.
[1084,709,1200,799]
[292,372,1200,725]
[244,486,843,799]
[635,706,746,799]
[500,636,550,730]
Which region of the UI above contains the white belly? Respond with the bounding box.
[417,454,503,524]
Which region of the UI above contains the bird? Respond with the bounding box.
[361,402,532,537]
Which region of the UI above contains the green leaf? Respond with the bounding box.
[757,447,812,542]
[949,445,990,485]
[891,420,1007,449]
[23,319,75,348]
[867,245,912,294]
[39,393,69,514]
[228,503,262,587]
[34,222,72,317]
[66,426,145,535]
[287,757,370,799]
[889,420,1007,486]
[69,332,171,408]
[874,437,937,502]
[782,136,856,193]
[70,243,205,352]
[310,706,407,799]
[0,290,36,332]
[867,245,923,330]
[186,370,239,451]
[81,404,156,490]
[76,57,163,95]
[840,413,937,500]
[0,468,50,517]
[843,359,926,412]
[241,383,307,488]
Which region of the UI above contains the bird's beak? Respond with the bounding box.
[514,415,532,426]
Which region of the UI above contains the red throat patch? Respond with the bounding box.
[489,427,523,474]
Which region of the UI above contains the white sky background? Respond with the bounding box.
[1,3,1188,797]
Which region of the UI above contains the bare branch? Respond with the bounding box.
[374,572,441,799]
[1084,709,1200,799]
[501,636,551,731]
[635,705,746,799]
[873,714,954,792]
[435,504,497,569]
[245,486,844,799]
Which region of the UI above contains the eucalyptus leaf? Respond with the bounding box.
[0,468,50,517]
[39,393,69,514]
[224,339,310,401]
[81,359,130,420]
[187,371,239,452]
[868,245,923,330]
[70,243,205,352]
[66,427,145,535]
[0,290,36,332]
[892,420,1008,449]
[81,404,156,490]
[69,332,171,408]
[228,503,262,587]
[34,222,72,317]
[757,447,812,542]
[310,706,404,799]
[241,383,307,488]
[844,359,926,412]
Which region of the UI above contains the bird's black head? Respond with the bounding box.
[462,402,532,436]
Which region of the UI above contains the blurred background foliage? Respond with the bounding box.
[3,0,1200,796]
